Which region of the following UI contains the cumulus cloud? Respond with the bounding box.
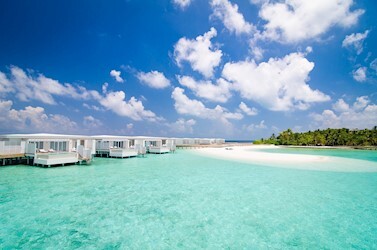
[239,102,258,116]
[102,82,109,94]
[137,70,170,89]
[222,51,330,111]
[0,72,12,93]
[177,75,231,103]
[83,103,104,111]
[0,99,77,133]
[110,69,124,83]
[171,87,243,124]
[332,99,350,112]
[352,96,369,110]
[255,0,364,43]
[0,66,98,105]
[342,30,369,55]
[311,96,377,129]
[249,44,264,61]
[353,67,367,82]
[0,66,161,122]
[174,28,222,78]
[169,118,196,134]
[83,115,103,128]
[172,0,192,9]
[244,120,267,133]
[211,0,254,35]
[99,91,161,122]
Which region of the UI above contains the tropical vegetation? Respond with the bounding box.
[254,127,377,147]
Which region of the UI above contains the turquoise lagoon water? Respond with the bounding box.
[1,149,377,249]
[257,146,377,162]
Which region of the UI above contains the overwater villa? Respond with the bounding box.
[0,134,224,167]
[174,138,225,146]
[0,134,95,167]
[143,136,176,154]
[94,135,140,158]
[93,135,176,157]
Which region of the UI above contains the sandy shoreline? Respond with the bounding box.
[190,145,377,172]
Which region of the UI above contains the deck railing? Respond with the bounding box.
[77,145,93,160]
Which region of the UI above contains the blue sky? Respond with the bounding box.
[0,0,376,139]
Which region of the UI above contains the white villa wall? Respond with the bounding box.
[0,139,25,155]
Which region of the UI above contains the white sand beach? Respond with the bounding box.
[192,145,377,172]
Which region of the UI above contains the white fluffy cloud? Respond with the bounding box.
[311,96,377,129]
[342,30,369,55]
[255,0,364,43]
[222,51,330,111]
[83,103,104,111]
[211,0,254,35]
[99,91,160,122]
[239,102,258,116]
[352,96,369,110]
[0,72,12,93]
[332,99,350,112]
[177,75,231,103]
[169,118,197,134]
[0,66,161,122]
[0,66,98,105]
[171,87,243,124]
[174,28,222,78]
[249,43,264,61]
[83,115,103,128]
[0,99,77,133]
[137,70,170,89]
[244,120,267,133]
[172,0,192,9]
[353,67,367,82]
[110,69,124,83]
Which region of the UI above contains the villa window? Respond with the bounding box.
[113,141,124,148]
[50,142,58,151]
[59,142,67,151]
[32,141,44,149]
[4,139,21,146]
[48,141,67,151]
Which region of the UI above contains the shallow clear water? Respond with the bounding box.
[258,147,377,162]
[1,150,377,248]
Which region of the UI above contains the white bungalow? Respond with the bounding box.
[215,138,226,144]
[129,136,175,154]
[173,137,226,146]
[146,138,171,154]
[93,136,138,158]
[0,134,95,167]
[174,138,195,146]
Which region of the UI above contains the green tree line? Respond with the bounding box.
[254,127,377,147]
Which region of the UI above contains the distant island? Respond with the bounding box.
[254,127,377,148]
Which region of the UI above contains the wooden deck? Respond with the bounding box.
[0,153,26,159]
